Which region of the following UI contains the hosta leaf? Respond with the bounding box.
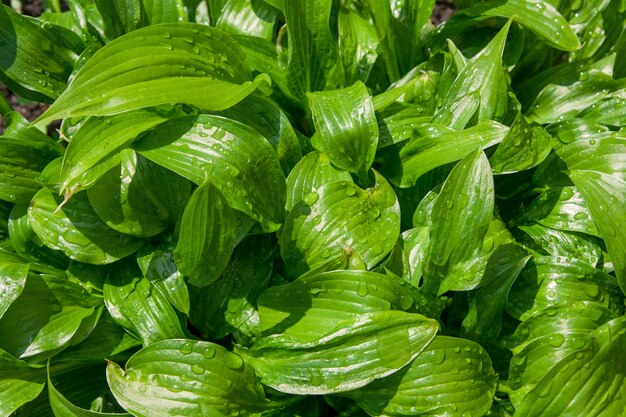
[106,339,267,417]
[0,4,77,101]
[87,150,191,237]
[462,247,530,343]
[285,151,352,211]
[338,7,379,86]
[136,236,189,315]
[0,260,28,319]
[142,0,187,24]
[518,223,602,267]
[280,171,400,278]
[431,20,511,129]
[0,136,63,203]
[37,23,267,123]
[54,311,141,362]
[236,310,439,395]
[513,316,626,416]
[343,336,497,417]
[570,170,626,294]
[215,0,278,40]
[467,0,580,51]
[256,270,419,341]
[28,188,144,265]
[60,107,175,195]
[308,81,378,179]
[526,70,625,125]
[174,181,237,287]
[489,111,552,174]
[8,203,69,269]
[382,227,430,288]
[103,261,186,345]
[134,114,286,232]
[221,93,302,175]
[0,273,101,360]
[507,256,623,321]
[48,363,130,416]
[422,149,494,295]
[93,0,141,39]
[283,0,338,102]
[188,234,274,339]
[0,349,45,416]
[505,301,614,407]
[519,186,599,237]
[384,120,508,187]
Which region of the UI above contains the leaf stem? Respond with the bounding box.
[0,90,13,117]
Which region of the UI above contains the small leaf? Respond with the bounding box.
[0,261,28,319]
[0,349,45,416]
[107,339,267,417]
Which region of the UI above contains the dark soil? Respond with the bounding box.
[0,0,456,135]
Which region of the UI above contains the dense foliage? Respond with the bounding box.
[1,0,625,416]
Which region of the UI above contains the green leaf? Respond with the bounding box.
[384,120,508,187]
[236,310,439,395]
[48,362,131,416]
[142,0,187,24]
[0,349,46,416]
[8,203,69,269]
[338,7,379,86]
[285,151,352,211]
[431,20,511,129]
[216,0,278,40]
[256,270,421,341]
[280,171,400,278]
[283,0,339,102]
[0,260,28,319]
[512,316,626,416]
[462,247,530,343]
[188,234,274,339]
[468,0,581,51]
[137,236,190,315]
[0,273,101,361]
[507,256,623,321]
[134,114,286,232]
[422,149,494,295]
[0,136,63,203]
[342,336,497,417]
[382,227,430,288]
[173,181,237,287]
[0,4,77,101]
[106,339,267,416]
[93,0,141,39]
[60,107,175,195]
[28,188,144,264]
[569,170,626,294]
[489,111,552,174]
[308,81,378,179]
[37,23,268,124]
[87,150,191,237]
[103,261,186,345]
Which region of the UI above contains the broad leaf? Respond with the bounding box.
[37,23,268,123]
[236,310,439,395]
[384,120,508,187]
[104,262,186,345]
[134,114,286,232]
[280,171,400,278]
[174,181,237,287]
[107,339,267,416]
[308,81,378,179]
[28,188,144,264]
[343,336,497,417]
[570,170,626,294]
[0,350,45,416]
[87,150,191,237]
[0,260,28,319]
[422,149,494,295]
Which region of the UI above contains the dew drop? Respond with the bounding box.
[191,364,205,375]
[180,341,194,355]
[202,346,216,359]
[224,352,244,370]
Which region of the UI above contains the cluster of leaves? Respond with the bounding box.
[1,0,626,416]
